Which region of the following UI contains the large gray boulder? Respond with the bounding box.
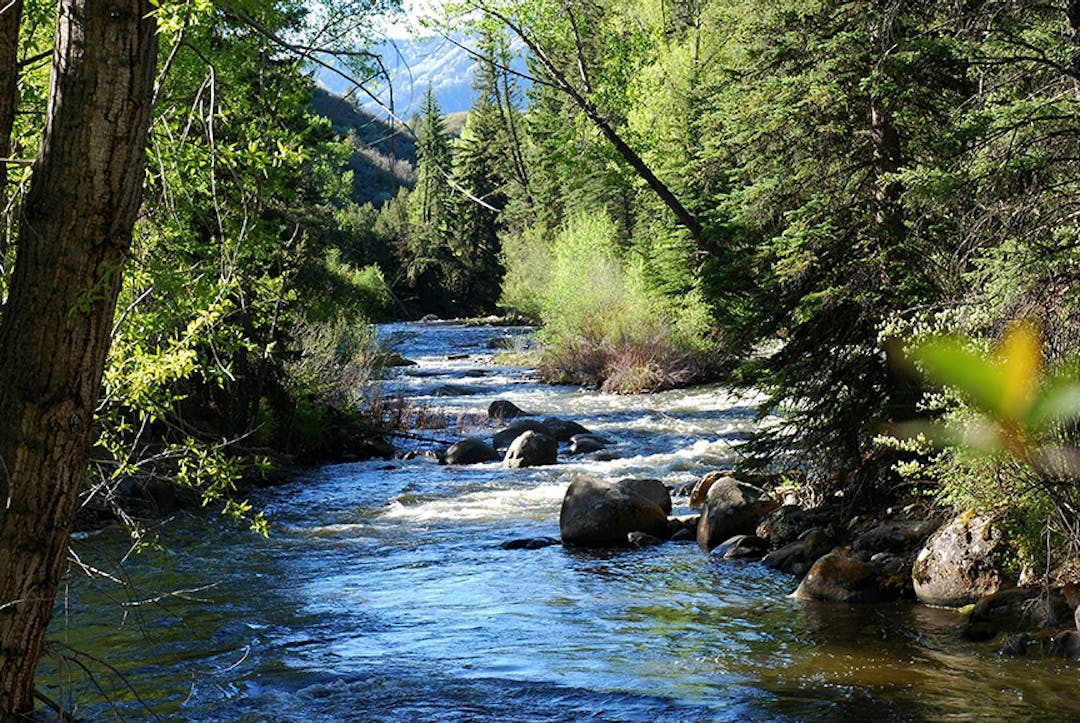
[560,475,670,547]
[696,478,778,552]
[617,478,672,515]
[443,437,500,465]
[504,431,558,468]
[913,514,1015,607]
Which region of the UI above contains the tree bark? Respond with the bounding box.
[0,1,157,718]
[0,0,23,208]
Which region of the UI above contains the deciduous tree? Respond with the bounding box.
[0,0,157,716]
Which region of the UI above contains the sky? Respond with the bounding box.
[374,0,443,40]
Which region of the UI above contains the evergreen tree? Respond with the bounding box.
[396,85,460,313]
[447,37,514,312]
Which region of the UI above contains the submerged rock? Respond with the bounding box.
[504,431,558,468]
[501,537,560,550]
[430,383,485,397]
[443,437,500,465]
[559,475,670,547]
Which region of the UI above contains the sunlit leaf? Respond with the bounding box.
[912,336,1006,416]
[994,321,1042,421]
[1028,360,1080,429]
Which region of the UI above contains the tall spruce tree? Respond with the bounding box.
[447,37,514,312]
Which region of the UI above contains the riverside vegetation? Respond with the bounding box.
[5,0,1080,717]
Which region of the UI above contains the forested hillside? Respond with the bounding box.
[4,0,1080,715]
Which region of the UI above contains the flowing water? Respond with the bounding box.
[42,322,1080,721]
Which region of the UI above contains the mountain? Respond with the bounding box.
[318,35,479,119]
[311,87,418,206]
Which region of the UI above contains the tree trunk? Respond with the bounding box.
[0,0,23,233]
[0,1,156,718]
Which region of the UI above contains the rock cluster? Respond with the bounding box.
[434,399,611,470]
[432,396,1080,660]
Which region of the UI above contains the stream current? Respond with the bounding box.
[43,321,1080,720]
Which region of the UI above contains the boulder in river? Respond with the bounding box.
[504,431,558,468]
[493,419,552,450]
[375,352,417,367]
[443,437,500,465]
[696,478,778,552]
[792,550,889,603]
[560,475,671,547]
[488,399,531,421]
[912,513,1015,607]
[539,416,591,442]
[617,478,672,515]
[715,534,770,561]
[689,470,731,509]
[568,433,610,455]
[487,336,517,350]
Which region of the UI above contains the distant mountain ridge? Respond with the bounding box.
[317,35,479,118]
[311,87,418,206]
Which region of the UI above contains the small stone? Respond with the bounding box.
[628,531,665,548]
[501,537,560,550]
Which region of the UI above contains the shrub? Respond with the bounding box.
[505,210,720,392]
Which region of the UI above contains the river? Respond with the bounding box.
[42,321,1080,721]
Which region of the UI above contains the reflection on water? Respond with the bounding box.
[40,322,1080,721]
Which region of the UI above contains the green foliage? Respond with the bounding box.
[508,210,716,392]
[884,320,1080,571]
[56,0,402,532]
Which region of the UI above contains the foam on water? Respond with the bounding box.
[382,480,568,523]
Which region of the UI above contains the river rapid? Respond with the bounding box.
[43,321,1080,721]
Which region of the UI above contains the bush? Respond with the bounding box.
[504,210,720,392]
